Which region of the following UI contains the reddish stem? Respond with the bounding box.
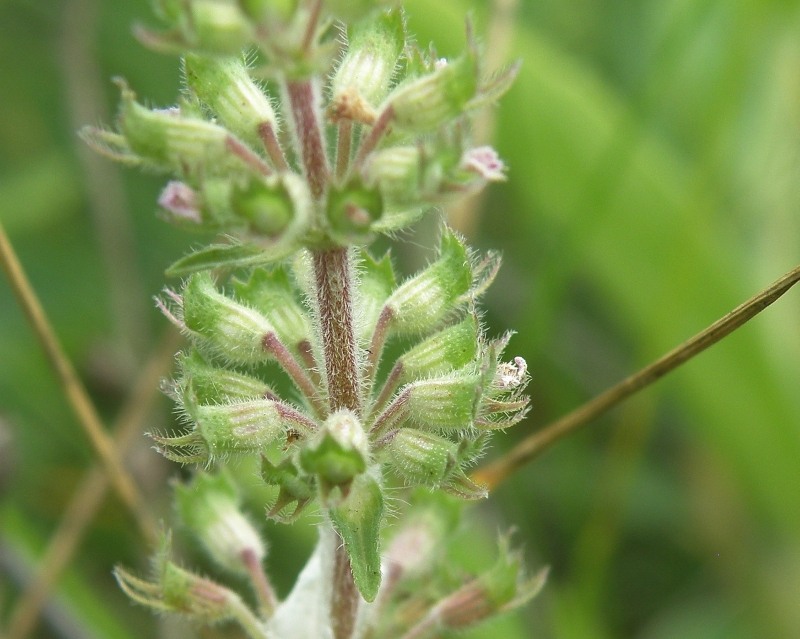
[286,80,329,199]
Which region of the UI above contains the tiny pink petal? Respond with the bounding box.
[158,181,202,223]
[461,146,506,181]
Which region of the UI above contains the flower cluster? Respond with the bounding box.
[83,1,543,637]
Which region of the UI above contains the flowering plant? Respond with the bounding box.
[81,1,546,637]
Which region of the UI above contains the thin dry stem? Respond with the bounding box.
[0,221,158,543]
[473,264,800,490]
[6,330,181,639]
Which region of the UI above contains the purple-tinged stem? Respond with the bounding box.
[312,248,361,414]
[301,0,323,53]
[370,387,410,439]
[364,305,394,387]
[335,120,353,181]
[354,106,394,170]
[297,338,322,387]
[258,121,290,172]
[262,332,325,417]
[226,136,273,176]
[367,360,403,425]
[286,80,329,199]
[241,548,278,617]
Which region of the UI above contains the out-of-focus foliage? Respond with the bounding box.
[1,0,798,638]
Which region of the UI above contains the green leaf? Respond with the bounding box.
[165,243,291,277]
[328,474,384,602]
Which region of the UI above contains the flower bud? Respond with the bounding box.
[115,80,243,177]
[364,145,424,207]
[189,399,292,456]
[384,511,441,580]
[459,146,506,182]
[178,350,276,403]
[300,410,369,492]
[261,457,315,522]
[384,228,472,336]
[384,50,478,133]
[230,176,293,237]
[184,54,278,148]
[181,272,274,365]
[329,474,384,602]
[158,181,202,225]
[398,314,478,380]
[325,178,384,243]
[405,370,481,432]
[181,0,254,55]
[426,538,548,631]
[114,532,244,623]
[382,428,457,487]
[476,338,531,430]
[329,9,405,124]
[175,471,265,574]
[233,266,311,351]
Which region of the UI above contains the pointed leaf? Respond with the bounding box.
[165,243,292,277]
[328,475,384,602]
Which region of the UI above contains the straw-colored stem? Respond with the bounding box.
[6,330,180,639]
[473,264,800,490]
[0,221,158,543]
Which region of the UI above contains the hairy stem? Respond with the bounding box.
[313,248,361,414]
[312,247,362,639]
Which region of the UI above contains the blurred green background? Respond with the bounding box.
[1,0,799,637]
